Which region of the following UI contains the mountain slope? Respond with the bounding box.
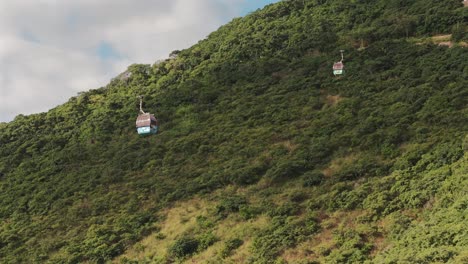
[0,0,467,263]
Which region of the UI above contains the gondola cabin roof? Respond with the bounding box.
[333,62,344,70]
[136,113,158,128]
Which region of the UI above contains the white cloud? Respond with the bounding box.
[0,0,247,122]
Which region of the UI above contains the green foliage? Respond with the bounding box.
[302,170,324,187]
[197,232,218,251]
[196,215,214,229]
[169,236,199,259]
[265,159,309,182]
[229,163,268,185]
[325,227,373,263]
[304,213,321,234]
[168,232,217,260]
[239,204,262,220]
[251,216,318,263]
[220,238,243,258]
[215,195,248,218]
[451,24,468,42]
[267,202,301,217]
[0,0,466,262]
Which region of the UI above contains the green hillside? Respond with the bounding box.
[0,0,467,263]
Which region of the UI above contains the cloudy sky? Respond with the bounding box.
[0,0,278,123]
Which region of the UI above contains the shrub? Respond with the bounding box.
[302,170,324,187]
[215,195,248,217]
[196,215,214,229]
[451,24,468,42]
[304,214,321,234]
[325,228,372,263]
[239,205,262,220]
[155,233,166,240]
[251,216,306,263]
[230,163,268,185]
[169,236,199,258]
[334,155,383,181]
[266,159,308,182]
[197,232,217,251]
[221,238,243,258]
[267,202,300,217]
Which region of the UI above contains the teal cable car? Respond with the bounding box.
[135,96,159,135]
[333,50,345,76]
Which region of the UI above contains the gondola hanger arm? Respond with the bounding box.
[138,95,146,114]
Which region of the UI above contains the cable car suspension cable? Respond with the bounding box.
[138,95,146,114]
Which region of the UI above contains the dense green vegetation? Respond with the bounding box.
[0,0,467,263]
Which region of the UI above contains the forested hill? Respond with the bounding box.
[1,0,467,263]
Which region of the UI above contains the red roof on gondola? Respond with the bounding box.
[333,62,344,70]
[136,113,158,128]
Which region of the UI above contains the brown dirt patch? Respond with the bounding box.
[438,41,453,47]
[325,94,342,106]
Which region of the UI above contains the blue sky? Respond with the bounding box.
[0,0,281,122]
[240,0,279,15]
[97,42,122,60]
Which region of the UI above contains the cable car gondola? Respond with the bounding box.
[135,96,159,135]
[333,50,345,76]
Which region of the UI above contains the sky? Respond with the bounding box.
[0,0,279,123]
